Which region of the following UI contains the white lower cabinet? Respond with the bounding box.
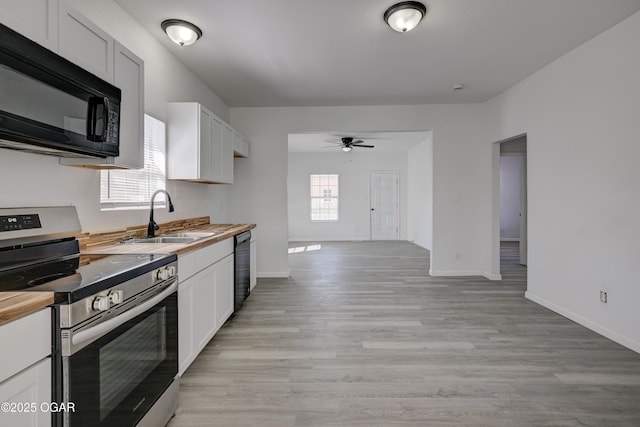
[214,254,234,326]
[0,358,51,427]
[178,239,234,375]
[0,308,52,427]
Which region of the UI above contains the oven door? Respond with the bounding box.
[62,283,177,427]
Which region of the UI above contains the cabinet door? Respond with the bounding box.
[59,1,114,82]
[215,254,235,327]
[209,116,224,183]
[199,107,213,181]
[0,0,59,51]
[222,125,234,184]
[0,358,51,427]
[113,42,144,168]
[178,278,195,376]
[192,264,217,351]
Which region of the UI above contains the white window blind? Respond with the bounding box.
[310,174,339,221]
[100,114,166,210]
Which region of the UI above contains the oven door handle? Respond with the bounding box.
[72,281,177,348]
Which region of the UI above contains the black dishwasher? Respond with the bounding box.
[234,231,251,312]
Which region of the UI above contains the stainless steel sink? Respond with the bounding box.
[124,231,217,244]
[162,232,218,238]
[128,236,201,244]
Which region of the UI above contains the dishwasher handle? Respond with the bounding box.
[235,231,251,245]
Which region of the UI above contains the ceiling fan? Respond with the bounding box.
[325,136,375,152]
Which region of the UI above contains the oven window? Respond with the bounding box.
[99,307,167,421]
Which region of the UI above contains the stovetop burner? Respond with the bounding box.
[0,252,177,304]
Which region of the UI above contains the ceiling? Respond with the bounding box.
[288,131,431,153]
[115,0,640,108]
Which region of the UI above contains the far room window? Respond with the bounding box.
[310,174,339,221]
[100,114,166,210]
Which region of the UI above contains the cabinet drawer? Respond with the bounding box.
[194,239,233,271]
[178,238,234,282]
[0,309,51,383]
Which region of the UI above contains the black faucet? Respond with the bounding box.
[147,189,175,238]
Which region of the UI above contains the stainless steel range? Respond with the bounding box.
[0,207,179,427]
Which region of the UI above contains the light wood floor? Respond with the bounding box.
[168,241,640,426]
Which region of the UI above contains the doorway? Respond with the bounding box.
[370,171,399,240]
[491,135,528,279]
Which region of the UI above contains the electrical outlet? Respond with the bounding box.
[600,291,608,303]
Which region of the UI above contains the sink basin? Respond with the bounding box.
[162,232,218,238]
[128,236,201,244]
[124,231,218,244]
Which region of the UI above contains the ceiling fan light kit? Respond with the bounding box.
[326,136,375,152]
[161,19,203,46]
[384,1,427,33]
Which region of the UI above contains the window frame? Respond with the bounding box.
[310,174,339,222]
[100,113,167,211]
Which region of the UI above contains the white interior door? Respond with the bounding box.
[370,172,399,240]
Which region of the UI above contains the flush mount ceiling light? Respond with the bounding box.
[161,19,202,46]
[383,1,427,33]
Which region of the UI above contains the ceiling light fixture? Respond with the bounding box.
[383,1,427,33]
[342,146,353,152]
[161,19,202,46]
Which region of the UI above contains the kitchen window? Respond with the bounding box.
[100,114,166,210]
[310,174,339,221]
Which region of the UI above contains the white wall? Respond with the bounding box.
[288,151,408,241]
[0,0,231,232]
[229,105,484,278]
[499,156,521,241]
[483,11,640,351]
[407,134,433,250]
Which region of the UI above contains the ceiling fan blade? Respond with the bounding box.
[354,144,374,148]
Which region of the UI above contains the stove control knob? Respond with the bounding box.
[167,266,177,277]
[109,290,124,305]
[92,296,110,312]
[156,268,169,281]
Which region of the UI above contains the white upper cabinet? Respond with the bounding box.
[0,0,59,52]
[58,1,114,82]
[168,102,236,184]
[222,125,234,183]
[233,131,250,158]
[58,3,145,169]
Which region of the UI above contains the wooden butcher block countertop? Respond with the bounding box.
[82,223,255,256]
[0,221,253,325]
[0,292,54,326]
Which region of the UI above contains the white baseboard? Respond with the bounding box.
[257,271,289,279]
[483,272,503,281]
[289,238,369,242]
[500,238,520,242]
[429,270,485,277]
[525,291,640,354]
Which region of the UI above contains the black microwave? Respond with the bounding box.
[0,22,120,158]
